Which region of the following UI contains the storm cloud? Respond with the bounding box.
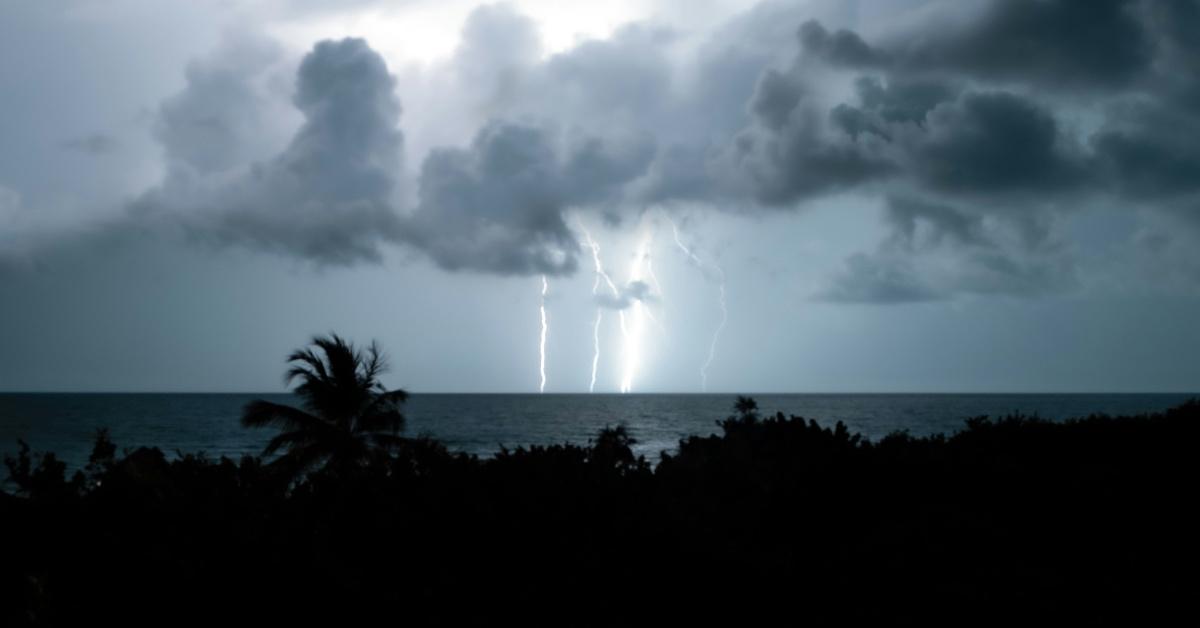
[141,37,405,266]
[400,120,655,276]
[7,0,1200,290]
[5,0,1200,393]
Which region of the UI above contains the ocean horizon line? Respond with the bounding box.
[2,390,1196,396]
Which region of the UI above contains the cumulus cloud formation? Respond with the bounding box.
[9,0,1200,300]
[794,1,1156,88]
[142,36,405,266]
[401,120,654,276]
[154,33,292,177]
[820,196,1079,303]
[701,0,1200,301]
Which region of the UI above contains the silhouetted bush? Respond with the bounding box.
[2,399,1197,626]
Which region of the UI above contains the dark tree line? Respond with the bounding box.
[2,337,1197,626]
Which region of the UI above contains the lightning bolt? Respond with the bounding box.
[581,228,626,393]
[620,232,652,394]
[670,218,727,393]
[539,275,549,393]
[646,252,664,304]
[704,269,728,393]
[641,239,667,336]
[590,308,602,393]
[579,221,663,393]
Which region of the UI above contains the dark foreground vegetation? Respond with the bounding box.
[2,339,1197,625]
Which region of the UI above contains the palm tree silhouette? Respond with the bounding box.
[241,334,408,477]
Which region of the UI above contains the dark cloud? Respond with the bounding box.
[850,76,958,127]
[146,37,405,266]
[954,248,1078,298]
[885,196,991,250]
[913,0,1153,88]
[821,196,1079,303]
[727,66,894,206]
[799,0,1155,89]
[770,1,1199,215]
[796,20,882,68]
[821,240,1078,304]
[1142,0,1200,104]
[684,0,817,138]
[400,121,654,276]
[16,0,1200,297]
[731,42,1085,206]
[909,91,1085,196]
[60,134,118,156]
[819,253,940,304]
[1091,101,1200,200]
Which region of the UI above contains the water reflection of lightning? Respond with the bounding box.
[539,275,549,393]
[670,219,727,392]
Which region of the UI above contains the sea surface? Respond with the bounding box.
[1,393,1196,470]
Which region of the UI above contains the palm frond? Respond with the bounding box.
[285,347,330,385]
[361,341,389,390]
[314,334,360,388]
[263,430,322,456]
[241,400,327,432]
[249,334,411,479]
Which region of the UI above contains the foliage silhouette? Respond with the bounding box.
[240,334,408,478]
[3,385,1198,626]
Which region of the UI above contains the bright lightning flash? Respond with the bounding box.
[582,228,626,393]
[670,219,727,393]
[539,275,549,393]
[620,232,653,394]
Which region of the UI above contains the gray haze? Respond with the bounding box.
[2,0,1199,393]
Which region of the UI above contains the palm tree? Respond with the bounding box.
[241,334,408,477]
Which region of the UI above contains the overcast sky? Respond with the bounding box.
[2,0,1199,393]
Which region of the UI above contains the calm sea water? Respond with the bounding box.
[1,393,1196,470]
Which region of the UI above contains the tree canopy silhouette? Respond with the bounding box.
[241,334,408,477]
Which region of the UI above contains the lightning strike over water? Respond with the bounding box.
[582,228,626,393]
[704,268,728,393]
[670,218,728,393]
[590,308,602,393]
[620,233,652,394]
[539,275,548,394]
[579,223,663,394]
[646,254,664,303]
[588,253,603,395]
[642,244,667,336]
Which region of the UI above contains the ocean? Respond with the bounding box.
[1,393,1196,470]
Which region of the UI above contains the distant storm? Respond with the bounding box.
[2,0,1199,393]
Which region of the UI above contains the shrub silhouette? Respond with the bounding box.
[241,333,409,479]
[2,394,1197,626]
